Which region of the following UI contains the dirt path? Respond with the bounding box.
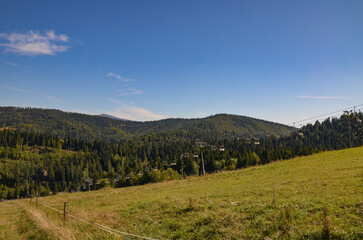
[0,200,75,240]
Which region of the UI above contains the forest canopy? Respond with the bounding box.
[0,111,362,200]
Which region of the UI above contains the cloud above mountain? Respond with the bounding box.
[107,98,166,121]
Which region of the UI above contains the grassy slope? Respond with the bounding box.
[0,201,55,240]
[1,147,362,239]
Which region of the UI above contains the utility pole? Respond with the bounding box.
[344,110,352,148]
[201,149,205,176]
[348,114,352,148]
[182,158,184,179]
[180,152,189,179]
[196,142,207,176]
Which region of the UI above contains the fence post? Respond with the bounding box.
[36,191,38,208]
[64,202,68,226]
[30,195,32,205]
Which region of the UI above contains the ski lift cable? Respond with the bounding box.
[288,103,363,126]
[297,112,346,127]
[296,110,363,127]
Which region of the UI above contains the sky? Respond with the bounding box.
[0,0,362,125]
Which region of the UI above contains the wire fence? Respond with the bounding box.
[36,198,158,240]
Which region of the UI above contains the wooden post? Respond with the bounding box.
[63,202,67,226]
[36,191,38,208]
[30,195,32,205]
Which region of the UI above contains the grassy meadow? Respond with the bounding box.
[0,147,362,239]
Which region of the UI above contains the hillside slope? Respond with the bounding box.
[0,107,295,142]
[1,147,362,239]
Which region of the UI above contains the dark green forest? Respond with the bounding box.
[0,111,362,200]
[0,107,295,142]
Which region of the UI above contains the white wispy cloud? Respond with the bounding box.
[3,85,65,104]
[4,86,31,93]
[107,72,133,82]
[116,87,143,96]
[0,30,70,56]
[5,62,17,66]
[41,94,65,104]
[107,98,167,121]
[108,98,123,105]
[297,95,351,100]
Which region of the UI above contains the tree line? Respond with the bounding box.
[0,112,362,200]
[0,107,294,142]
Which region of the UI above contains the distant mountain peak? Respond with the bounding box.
[99,114,129,121]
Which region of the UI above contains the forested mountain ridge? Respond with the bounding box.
[0,107,295,142]
[0,111,362,200]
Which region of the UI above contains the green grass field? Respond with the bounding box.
[1,147,362,240]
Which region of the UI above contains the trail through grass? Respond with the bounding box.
[0,200,55,240]
[1,147,362,239]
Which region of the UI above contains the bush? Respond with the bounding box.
[94,178,111,190]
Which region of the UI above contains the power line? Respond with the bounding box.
[295,112,344,128]
[290,104,363,125]
[288,104,363,127]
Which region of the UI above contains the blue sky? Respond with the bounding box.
[0,0,362,124]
